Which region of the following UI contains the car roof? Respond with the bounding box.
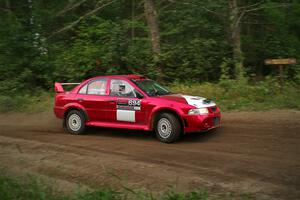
[92,74,147,80]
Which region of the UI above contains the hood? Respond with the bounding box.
[156,94,216,108]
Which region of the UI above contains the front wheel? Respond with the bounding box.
[155,113,182,143]
[65,110,86,135]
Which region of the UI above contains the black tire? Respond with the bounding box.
[65,110,86,135]
[155,113,182,143]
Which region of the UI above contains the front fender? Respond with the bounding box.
[147,106,185,130]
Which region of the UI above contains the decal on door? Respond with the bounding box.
[117,110,135,122]
[116,99,141,122]
[117,99,141,111]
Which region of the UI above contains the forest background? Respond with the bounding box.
[0,0,299,111]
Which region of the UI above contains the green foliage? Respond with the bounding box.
[0,174,119,200]
[0,0,299,109]
[170,78,300,111]
[0,175,63,200]
[1,79,299,113]
[243,0,300,80]
[0,92,53,113]
[161,189,209,200]
[52,16,155,82]
[0,173,255,200]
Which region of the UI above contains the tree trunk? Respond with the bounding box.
[228,0,244,79]
[144,0,162,77]
[5,0,12,13]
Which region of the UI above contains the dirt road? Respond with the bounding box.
[0,110,299,199]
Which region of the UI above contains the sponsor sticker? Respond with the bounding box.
[117,99,141,111]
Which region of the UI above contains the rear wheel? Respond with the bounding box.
[155,113,181,143]
[65,110,86,135]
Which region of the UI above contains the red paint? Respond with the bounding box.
[54,75,221,133]
[155,94,188,104]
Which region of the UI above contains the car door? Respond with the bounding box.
[76,78,112,122]
[108,79,147,125]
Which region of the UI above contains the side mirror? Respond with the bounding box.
[135,90,144,99]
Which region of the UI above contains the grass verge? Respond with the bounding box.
[0,173,255,200]
[0,78,299,113]
[0,91,53,113]
[169,79,300,111]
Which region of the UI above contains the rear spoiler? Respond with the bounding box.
[55,82,81,93]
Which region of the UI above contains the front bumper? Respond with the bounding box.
[183,107,221,133]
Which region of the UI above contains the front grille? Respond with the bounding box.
[213,117,220,126]
[210,106,217,113]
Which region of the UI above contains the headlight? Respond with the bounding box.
[188,108,209,115]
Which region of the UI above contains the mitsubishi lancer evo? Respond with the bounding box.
[54,75,221,143]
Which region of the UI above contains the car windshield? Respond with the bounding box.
[132,79,172,97]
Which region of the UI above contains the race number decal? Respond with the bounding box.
[116,99,141,122]
[117,99,141,111]
[128,100,140,107]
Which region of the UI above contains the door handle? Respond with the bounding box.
[77,98,84,102]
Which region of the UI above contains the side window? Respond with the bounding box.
[110,79,136,97]
[78,84,87,94]
[86,79,107,95]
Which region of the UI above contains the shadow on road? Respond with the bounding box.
[180,128,222,143]
[83,126,222,143]
[85,127,156,141]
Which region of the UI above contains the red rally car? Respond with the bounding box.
[54,75,221,143]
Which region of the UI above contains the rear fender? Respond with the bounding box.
[63,103,89,121]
